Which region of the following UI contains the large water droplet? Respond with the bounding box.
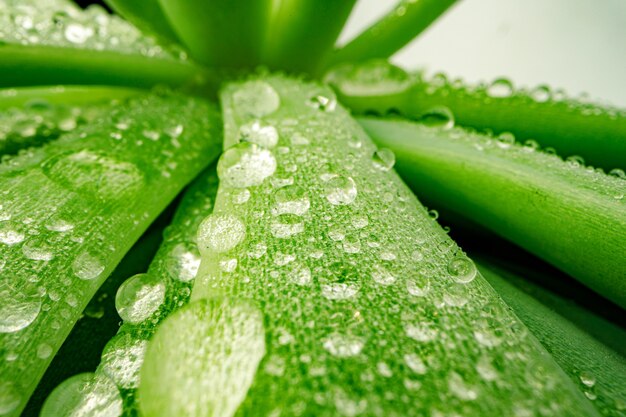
[40,373,122,417]
[102,334,148,389]
[324,175,357,206]
[72,251,105,281]
[447,256,477,284]
[272,186,310,216]
[323,332,365,358]
[232,80,280,118]
[217,143,276,188]
[372,148,396,171]
[239,121,279,149]
[115,273,165,324]
[197,214,246,254]
[0,284,41,333]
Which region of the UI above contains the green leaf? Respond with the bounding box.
[139,75,599,417]
[0,91,221,416]
[327,0,458,68]
[477,258,626,417]
[0,0,214,92]
[359,117,626,308]
[327,61,626,171]
[104,0,181,45]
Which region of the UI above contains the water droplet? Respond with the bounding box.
[307,95,337,112]
[448,371,478,401]
[115,273,165,324]
[530,85,551,103]
[342,235,361,254]
[608,168,625,179]
[102,334,148,389]
[496,132,516,148]
[447,256,477,284]
[405,323,438,342]
[579,371,596,388]
[37,343,53,359]
[324,175,357,205]
[232,80,280,118]
[217,143,276,188]
[286,263,311,286]
[197,214,246,254]
[64,23,94,44]
[142,129,160,141]
[40,373,122,417]
[372,148,396,171]
[418,106,454,129]
[219,258,238,273]
[270,214,304,238]
[22,241,54,261]
[272,186,310,216]
[264,355,286,377]
[0,381,20,414]
[290,132,309,146]
[321,284,359,301]
[232,188,251,205]
[239,121,279,148]
[43,150,144,201]
[404,353,427,374]
[0,284,41,333]
[247,242,267,259]
[487,78,514,98]
[371,264,395,285]
[328,60,411,96]
[443,284,469,307]
[323,332,365,358]
[377,362,393,377]
[72,251,105,280]
[476,355,498,381]
[164,243,201,282]
[406,277,430,297]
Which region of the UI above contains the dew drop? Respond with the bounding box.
[197,214,246,254]
[0,284,41,333]
[102,334,148,389]
[239,120,279,148]
[418,106,455,129]
[324,175,357,206]
[286,262,312,286]
[232,80,280,118]
[164,242,201,282]
[0,224,24,245]
[372,148,396,171]
[307,95,337,112]
[64,23,94,44]
[487,78,514,98]
[406,277,430,297]
[496,132,516,148]
[404,353,427,374]
[405,323,438,342]
[328,60,411,96]
[323,332,365,358]
[321,284,359,301]
[447,256,477,284]
[579,371,596,388]
[232,188,251,205]
[72,251,105,281]
[272,186,310,216]
[22,242,54,261]
[40,373,122,417]
[371,264,395,285]
[270,214,304,238]
[115,273,165,324]
[0,381,20,415]
[531,85,551,103]
[342,235,361,254]
[217,143,276,188]
[37,343,53,359]
[448,371,478,401]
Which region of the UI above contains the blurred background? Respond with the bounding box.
[76,0,626,107]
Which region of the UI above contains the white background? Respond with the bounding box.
[339,0,626,106]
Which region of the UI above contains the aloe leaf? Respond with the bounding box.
[157,0,272,68]
[0,0,213,91]
[138,76,599,417]
[359,117,626,308]
[38,167,218,416]
[263,0,357,74]
[104,0,181,45]
[326,61,626,170]
[0,86,141,156]
[0,91,221,416]
[328,0,458,68]
[476,258,626,417]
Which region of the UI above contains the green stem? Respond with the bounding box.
[0,46,217,95]
[263,0,357,74]
[359,117,626,308]
[158,0,272,69]
[329,63,626,170]
[327,0,458,67]
[477,258,626,417]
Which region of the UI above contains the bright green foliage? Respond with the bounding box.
[360,117,626,308]
[0,87,140,156]
[0,92,221,417]
[477,259,626,417]
[40,167,219,416]
[326,60,626,170]
[0,0,213,91]
[158,0,272,69]
[139,75,599,417]
[328,0,458,68]
[104,0,181,45]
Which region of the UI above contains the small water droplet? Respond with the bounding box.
[321,284,359,301]
[405,323,437,342]
[404,353,427,374]
[37,343,53,359]
[72,251,105,281]
[232,188,251,205]
[406,277,430,297]
[219,258,238,273]
[579,371,596,388]
[418,106,454,129]
[448,371,478,401]
[217,143,276,188]
[530,85,551,103]
[0,225,24,245]
[323,332,364,358]
[0,284,41,333]
[342,235,361,254]
[232,80,280,118]
[487,78,514,98]
[0,381,20,415]
[307,95,336,112]
[270,214,304,238]
[496,132,516,149]
[371,264,395,285]
[102,334,148,389]
[239,120,279,148]
[64,23,94,44]
[197,214,246,254]
[115,273,165,324]
[286,262,312,286]
[272,186,310,216]
[164,243,201,282]
[324,175,357,206]
[447,256,477,284]
[372,148,396,171]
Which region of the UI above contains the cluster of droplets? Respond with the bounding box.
[0,0,173,58]
[175,76,594,417]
